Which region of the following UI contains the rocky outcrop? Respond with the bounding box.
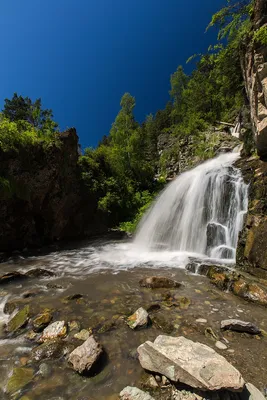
[241,0,267,159]
[0,128,106,252]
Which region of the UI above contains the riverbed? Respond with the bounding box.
[0,238,267,399]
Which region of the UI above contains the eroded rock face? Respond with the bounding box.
[0,128,107,252]
[241,0,267,159]
[120,386,155,400]
[137,335,245,391]
[68,336,103,374]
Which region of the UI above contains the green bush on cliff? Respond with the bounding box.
[253,26,267,45]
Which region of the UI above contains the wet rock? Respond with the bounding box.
[4,298,28,314]
[127,308,149,330]
[46,282,63,289]
[120,386,155,400]
[74,329,91,341]
[145,376,158,389]
[205,327,218,341]
[25,330,39,341]
[97,320,117,334]
[196,318,207,324]
[139,276,181,289]
[38,362,52,378]
[68,320,81,332]
[32,310,53,332]
[7,305,30,333]
[240,383,266,400]
[68,336,103,374]
[215,341,228,350]
[0,271,27,285]
[65,293,83,301]
[221,319,261,334]
[25,268,55,278]
[206,222,226,250]
[40,321,67,341]
[6,367,34,395]
[146,304,161,313]
[32,339,74,361]
[137,335,244,391]
[22,290,40,298]
[150,314,175,334]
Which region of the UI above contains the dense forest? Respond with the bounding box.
[1,0,266,236]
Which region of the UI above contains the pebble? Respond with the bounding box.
[196,318,207,323]
[215,341,227,350]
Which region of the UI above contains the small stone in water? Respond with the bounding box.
[38,362,52,378]
[215,341,227,350]
[196,318,207,324]
[68,336,103,374]
[74,329,91,341]
[127,307,149,329]
[120,386,155,400]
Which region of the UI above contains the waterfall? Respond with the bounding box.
[134,152,248,262]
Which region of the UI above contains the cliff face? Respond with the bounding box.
[0,129,106,252]
[241,0,267,159]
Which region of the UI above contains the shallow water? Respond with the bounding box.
[0,239,267,399]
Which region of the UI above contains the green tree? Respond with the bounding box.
[3,93,58,133]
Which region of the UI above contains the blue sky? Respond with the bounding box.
[0,0,225,148]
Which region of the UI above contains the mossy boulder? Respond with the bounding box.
[6,367,34,395]
[7,305,30,333]
[32,310,53,332]
[31,339,75,361]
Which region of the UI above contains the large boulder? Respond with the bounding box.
[68,336,103,374]
[137,335,244,391]
[120,386,155,400]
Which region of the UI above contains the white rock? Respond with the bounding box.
[120,386,155,400]
[40,321,67,341]
[240,383,266,400]
[215,341,227,350]
[137,335,244,391]
[68,336,103,374]
[127,307,149,329]
[221,319,261,334]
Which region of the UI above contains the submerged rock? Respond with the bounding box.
[0,271,27,285]
[32,310,53,332]
[74,329,91,341]
[139,276,181,289]
[6,305,30,333]
[40,321,67,341]
[32,339,74,361]
[215,341,228,350]
[68,336,103,374]
[25,268,55,278]
[137,335,244,391]
[127,308,149,329]
[120,386,155,400]
[6,367,34,395]
[221,319,261,335]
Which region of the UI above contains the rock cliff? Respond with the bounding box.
[241,0,267,159]
[0,128,106,252]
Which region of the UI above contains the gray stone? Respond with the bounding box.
[68,336,103,374]
[137,335,244,391]
[220,319,261,335]
[127,307,149,329]
[40,321,67,341]
[120,386,155,400]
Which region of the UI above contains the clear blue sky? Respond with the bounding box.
[0,0,225,148]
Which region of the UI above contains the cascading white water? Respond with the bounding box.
[134,151,248,262]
